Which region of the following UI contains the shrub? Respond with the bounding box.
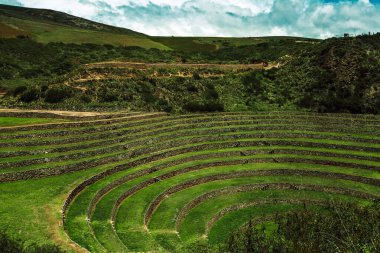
[139,82,156,103]
[186,83,198,93]
[193,71,202,80]
[0,231,67,253]
[363,84,380,114]
[156,99,173,112]
[220,202,380,253]
[97,87,119,103]
[183,101,224,112]
[204,84,219,99]
[11,85,27,96]
[19,87,40,102]
[44,86,72,103]
[121,93,134,102]
[21,68,41,78]
[79,94,92,103]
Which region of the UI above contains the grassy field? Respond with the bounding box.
[0,117,66,127]
[0,4,169,49]
[0,22,29,38]
[151,37,218,52]
[196,36,319,48]
[0,111,379,252]
[0,16,169,49]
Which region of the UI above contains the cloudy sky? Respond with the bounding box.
[1,0,380,38]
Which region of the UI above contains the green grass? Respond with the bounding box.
[0,165,105,248]
[179,189,372,244]
[113,165,379,251]
[151,37,217,53]
[1,15,170,49]
[3,136,379,174]
[197,36,320,48]
[0,117,66,127]
[0,111,379,252]
[207,203,316,245]
[151,36,321,52]
[2,112,379,138]
[116,174,377,251]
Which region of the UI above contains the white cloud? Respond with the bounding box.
[1,0,380,38]
[16,0,98,16]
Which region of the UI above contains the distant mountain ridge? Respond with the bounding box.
[0,4,172,49]
[0,4,143,36]
[0,4,320,52]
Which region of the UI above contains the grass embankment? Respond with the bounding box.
[0,117,66,127]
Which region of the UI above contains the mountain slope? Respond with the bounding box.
[0,4,170,49]
[0,4,321,53]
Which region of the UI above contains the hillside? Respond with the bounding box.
[0,4,320,52]
[0,5,379,115]
[0,4,169,49]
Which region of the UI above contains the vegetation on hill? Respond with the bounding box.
[0,230,66,253]
[275,34,380,114]
[209,202,380,253]
[0,3,379,115]
[0,4,141,35]
[1,33,379,114]
[0,34,316,112]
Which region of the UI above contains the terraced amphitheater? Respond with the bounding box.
[1,110,380,252]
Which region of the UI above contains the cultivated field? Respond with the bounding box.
[0,111,379,252]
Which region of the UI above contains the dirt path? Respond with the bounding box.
[75,61,277,83]
[84,61,268,70]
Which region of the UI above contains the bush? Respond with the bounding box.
[0,231,67,253]
[363,84,380,114]
[156,98,173,112]
[44,86,72,103]
[220,202,380,253]
[204,83,219,99]
[21,68,41,78]
[139,82,156,103]
[186,83,199,93]
[11,85,27,96]
[193,71,202,80]
[19,87,40,102]
[98,87,119,102]
[183,101,224,112]
[0,231,22,253]
[79,94,92,103]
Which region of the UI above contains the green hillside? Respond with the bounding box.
[0,4,170,49]
[0,4,320,52]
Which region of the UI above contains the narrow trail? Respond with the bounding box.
[69,61,278,83]
[84,61,270,70]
